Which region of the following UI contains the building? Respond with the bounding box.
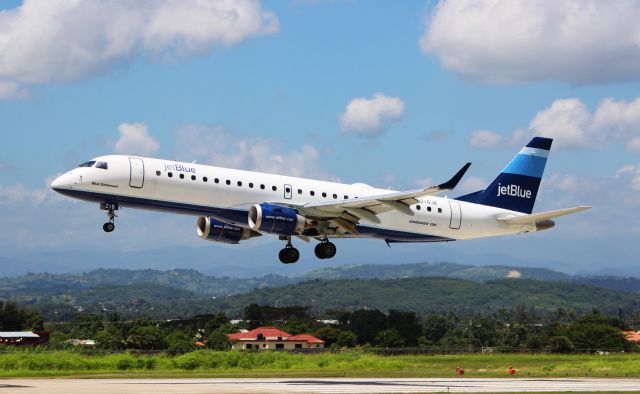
[227,327,324,350]
[0,332,49,346]
[623,331,640,343]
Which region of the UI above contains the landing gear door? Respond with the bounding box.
[129,157,144,188]
[449,200,461,230]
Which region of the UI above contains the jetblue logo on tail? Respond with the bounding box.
[496,183,532,199]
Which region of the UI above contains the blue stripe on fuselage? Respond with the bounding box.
[52,188,453,243]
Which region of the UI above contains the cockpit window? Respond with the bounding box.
[78,161,96,167]
[95,161,108,170]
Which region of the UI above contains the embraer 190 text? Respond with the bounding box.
[51,137,590,264]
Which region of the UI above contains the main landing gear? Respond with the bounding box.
[314,239,337,259]
[278,236,337,264]
[100,202,118,233]
[279,236,300,264]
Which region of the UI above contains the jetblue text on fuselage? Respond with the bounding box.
[496,183,532,199]
[164,163,196,173]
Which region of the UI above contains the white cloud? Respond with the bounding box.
[616,164,640,191]
[114,123,160,156]
[420,0,640,84]
[175,124,336,180]
[338,93,405,137]
[483,97,640,150]
[459,176,487,193]
[628,137,640,153]
[0,0,279,95]
[468,130,503,148]
[528,99,593,149]
[0,81,27,100]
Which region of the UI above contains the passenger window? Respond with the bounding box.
[191,175,196,181]
[333,193,337,199]
[179,173,184,179]
[226,180,231,185]
[260,184,265,190]
[285,187,291,193]
[416,205,421,210]
[168,172,173,178]
[272,186,277,191]
[203,177,208,182]
[215,178,219,184]
[427,206,432,212]
[237,181,242,187]
[95,162,108,170]
[249,182,254,188]
[322,192,327,198]
[344,195,348,199]
[310,191,315,196]
[438,208,442,213]
[298,189,302,194]
[156,171,161,176]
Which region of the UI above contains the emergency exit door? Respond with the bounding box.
[129,157,144,188]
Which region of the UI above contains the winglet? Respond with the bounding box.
[436,162,471,191]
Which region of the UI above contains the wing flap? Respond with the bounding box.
[496,206,591,225]
[300,162,472,219]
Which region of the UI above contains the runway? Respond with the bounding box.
[2,377,640,393]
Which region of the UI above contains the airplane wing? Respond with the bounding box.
[495,206,591,225]
[291,163,471,225]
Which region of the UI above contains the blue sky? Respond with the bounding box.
[1,0,639,276]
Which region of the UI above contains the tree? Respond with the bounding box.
[206,330,231,350]
[335,330,357,348]
[375,329,405,348]
[422,314,449,344]
[204,312,229,334]
[346,309,386,345]
[549,336,575,353]
[568,323,630,352]
[95,325,124,350]
[165,329,196,355]
[0,301,43,331]
[125,325,166,350]
[387,310,421,346]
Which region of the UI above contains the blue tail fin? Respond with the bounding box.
[456,137,552,214]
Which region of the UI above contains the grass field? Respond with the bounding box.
[1,349,639,378]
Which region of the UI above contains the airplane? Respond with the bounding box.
[50,137,590,264]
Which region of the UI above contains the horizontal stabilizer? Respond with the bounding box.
[496,206,591,225]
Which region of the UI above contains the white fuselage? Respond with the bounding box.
[51,155,534,243]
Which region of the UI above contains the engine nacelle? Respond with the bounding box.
[196,217,260,244]
[248,203,306,235]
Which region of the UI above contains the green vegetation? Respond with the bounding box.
[213,277,640,317]
[0,350,639,378]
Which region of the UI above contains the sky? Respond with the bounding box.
[1,0,639,277]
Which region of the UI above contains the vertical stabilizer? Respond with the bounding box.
[456,137,552,214]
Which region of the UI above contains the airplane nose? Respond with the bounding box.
[50,173,72,191]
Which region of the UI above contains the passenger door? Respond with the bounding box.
[129,157,144,188]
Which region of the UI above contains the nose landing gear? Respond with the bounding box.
[278,236,300,264]
[100,202,118,233]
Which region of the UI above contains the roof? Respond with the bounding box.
[0,332,40,338]
[623,331,640,342]
[227,327,324,344]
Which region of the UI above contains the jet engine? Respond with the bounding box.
[248,203,307,235]
[196,217,261,244]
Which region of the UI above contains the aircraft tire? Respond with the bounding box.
[103,222,115,232]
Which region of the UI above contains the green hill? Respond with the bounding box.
[210,277,640,317]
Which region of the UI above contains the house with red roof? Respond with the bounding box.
[623,331,640,343]
[226,327,324,350]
